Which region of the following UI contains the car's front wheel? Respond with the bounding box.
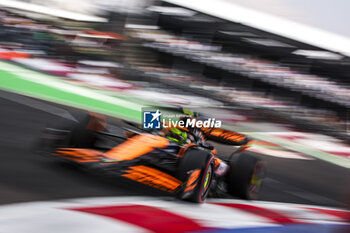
[177,149,215,203]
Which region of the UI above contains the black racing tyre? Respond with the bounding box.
[177,149,215,203]
[65,114,97,148]
[40,112,105,150]
[226,153,264,200]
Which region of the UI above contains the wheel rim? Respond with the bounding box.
[248,162,264,198]
[201,165,213,198]
[204,169,211,189]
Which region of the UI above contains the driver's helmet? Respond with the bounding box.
[166,128,188,144]
[182,108,199,118]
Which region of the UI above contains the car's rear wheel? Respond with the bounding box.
[40,112,105,151]
[176,149,215,203]
[65,114,97,148]
[226,153,264,199]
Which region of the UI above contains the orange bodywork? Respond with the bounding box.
[105,134,169,161]
[55,134,169,162]
[122,165,182,192]
[202,127,247,144]
[55,148,104,163]
[214,157,223,168]
[54,136,183,193]
[184,169,200,192]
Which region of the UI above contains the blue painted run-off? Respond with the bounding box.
[197,224,348,233]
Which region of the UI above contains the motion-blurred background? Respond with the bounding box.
[0,1,349,231]
[1,0,349,139]
[0,0,350,213]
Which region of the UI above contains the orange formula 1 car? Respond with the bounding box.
[38,112,264,203]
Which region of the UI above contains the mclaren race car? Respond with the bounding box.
[38,111,264,203]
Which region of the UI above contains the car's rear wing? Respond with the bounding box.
[202,127,249,146]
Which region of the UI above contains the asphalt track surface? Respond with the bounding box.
[0,90,349,208]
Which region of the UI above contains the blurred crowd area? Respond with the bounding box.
[0,1,349,141]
